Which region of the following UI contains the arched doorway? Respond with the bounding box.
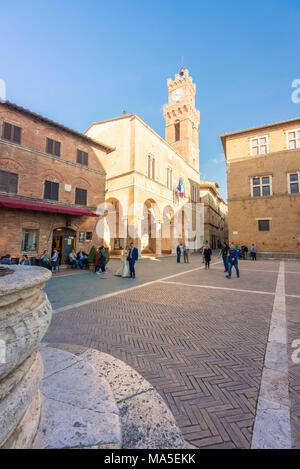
[52,227,76,265]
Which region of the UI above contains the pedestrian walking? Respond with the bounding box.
[183,243,189,263]
[251,243,257,261]
[201,241,208,264]
[203,244,212,269]
[96,246,106,274]
[226,243,240,279]
[176,243,181,263]
[51,249,59,273]
[219,242,229,272]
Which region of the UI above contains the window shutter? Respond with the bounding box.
[46,138,53,154]
[13,125,21,144]
[44,181,51,199]
[54,141,60,157]
[8,173,18,193]
[52,181,59,200]
[75,188,87,205]
[77,150,82,164]
[3,122,12,140]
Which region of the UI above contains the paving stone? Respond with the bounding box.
[118,389,186,449]
[252,398,291,449]
[81,349,154,402]
[33,394,121,449]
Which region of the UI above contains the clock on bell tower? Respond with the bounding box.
[163,68,200,171]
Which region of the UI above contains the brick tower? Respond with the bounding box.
[163,68,200,171]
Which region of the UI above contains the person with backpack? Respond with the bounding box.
[226,243,240,279]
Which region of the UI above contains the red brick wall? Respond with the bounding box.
[0,104,108,259]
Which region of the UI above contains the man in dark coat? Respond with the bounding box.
[127,242,138,278]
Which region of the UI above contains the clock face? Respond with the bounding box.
[172,88,183,102]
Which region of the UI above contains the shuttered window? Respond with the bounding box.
[77,150,88,166]
[258,220,270,231]
[75,188,87,205]
[46,138,61,157]
[2,122,22,144]
[44,180,59,201]
[0,170,18,193]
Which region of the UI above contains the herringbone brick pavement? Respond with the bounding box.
[45,269,276,448]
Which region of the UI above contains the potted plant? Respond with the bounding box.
[88,245,97,272]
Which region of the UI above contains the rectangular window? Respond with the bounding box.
[251,175,272,197]
[46,138,61,157]
[258,220,270,231]
[175,122,180,142]
[250,136,268,155]
[44,180,59,201]
[86,232,92,240]
[167,167,173,189]
[77,149,88,166]
[21,229,38,252]
[147,154,155,180]
[75,187,87,205]
[288,173,299,194]
[0,170,18,193]
[287,130,300,150]
[2,122,22,144]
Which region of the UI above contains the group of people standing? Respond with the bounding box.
[115,243,138,278]
[176,243,189,264]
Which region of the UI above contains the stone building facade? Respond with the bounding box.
[199,181,228,249]
[221,118,300,256]
[0,101,112,263]
[85,69,203,255]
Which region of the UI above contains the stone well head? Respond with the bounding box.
[0,265,52,448]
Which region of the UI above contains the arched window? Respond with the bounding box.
[175,121,180,142]
[167,167,173,189]
[147,153,155,180]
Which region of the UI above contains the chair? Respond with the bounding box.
[11,257,19,265]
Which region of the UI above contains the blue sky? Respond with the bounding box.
[1,0,300,199]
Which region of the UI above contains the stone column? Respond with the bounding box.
[0,265,52,449]
[156,219,162,257]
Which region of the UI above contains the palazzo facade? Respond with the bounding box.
[85,69,204,255]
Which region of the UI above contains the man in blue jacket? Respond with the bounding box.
[127,242,138,278]
[226,243,240,279]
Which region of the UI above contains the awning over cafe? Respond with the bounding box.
[0,196,99,217]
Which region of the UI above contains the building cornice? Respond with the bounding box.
[0,139,107,176]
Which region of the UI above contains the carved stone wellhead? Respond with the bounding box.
[0,266,52,448]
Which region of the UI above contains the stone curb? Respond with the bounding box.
[42,343,186,449]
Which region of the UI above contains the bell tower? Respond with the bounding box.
[163,68,200,171]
